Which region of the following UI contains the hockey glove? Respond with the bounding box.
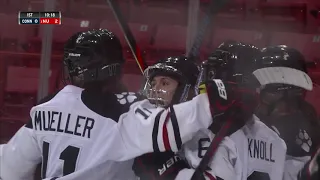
[298,147,320,180]
[201,79,258,118]
[200,79,258,135]
[132,151,190,180]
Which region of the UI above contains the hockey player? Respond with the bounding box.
[132,41,283,180]
[0,31,257,180]
[175,42,290,180]
[131,56,200,179]
[191,44,320,180]
[0,29,137,180]
[253,45,320,180]
[188,44,317,180]
[140,56,199,107]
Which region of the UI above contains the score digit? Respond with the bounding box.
[53,18,61,25]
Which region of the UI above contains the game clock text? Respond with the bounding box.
[18,11,61,25]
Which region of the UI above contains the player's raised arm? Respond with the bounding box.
[111,57,257,162]
[114,78,255,161]
[114,56,212,158]
[117,93,211,153]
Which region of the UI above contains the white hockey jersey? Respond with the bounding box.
[176,115,287,180]
[0,144,3,180]
[283,155,311,180]
[0,85,136,180]
[268,111,315,180]
[0,85,214,180]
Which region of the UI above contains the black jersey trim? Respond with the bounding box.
[152,110,164,152]
[169,106,182,150]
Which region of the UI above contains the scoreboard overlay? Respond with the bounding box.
[19,11,61,25]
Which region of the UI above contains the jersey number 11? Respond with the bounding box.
[42,141,80,178]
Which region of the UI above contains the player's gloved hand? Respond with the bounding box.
[200,79,258,118]
[132,151,190,180]
[200,79,258,134]
[298,147,320,180]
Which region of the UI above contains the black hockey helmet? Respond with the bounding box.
[197,41,260,89]
[63,29,125,86]
[142,56,199,107]
[253,46,318,154]
[253,45,313,94]
[198,41,260,134]
[253,45,313,116]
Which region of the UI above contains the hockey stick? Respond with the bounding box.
[187,0,238,179]
[106,0,148,74]
[187,0,230,61]
[192,116,234,179]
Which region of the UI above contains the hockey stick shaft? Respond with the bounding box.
[187,0,230,61]
[189,0,233,178]
[106,0,148,74]
[191,115,234,179]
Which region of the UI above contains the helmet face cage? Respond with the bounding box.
[259,83,305,105]
[141,65,191,107]
[142,80,174,107]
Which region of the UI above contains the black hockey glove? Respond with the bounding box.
[132,151,190,180]
[200,79,258,134]
[298,147,320,180]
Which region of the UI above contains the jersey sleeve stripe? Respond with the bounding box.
[204,171,216,180]
[162,112,171,151]
[167,120,178,152]
[169,106,182,150]
[152,110,164,152]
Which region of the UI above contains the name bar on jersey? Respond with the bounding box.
[18,11,61,25]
